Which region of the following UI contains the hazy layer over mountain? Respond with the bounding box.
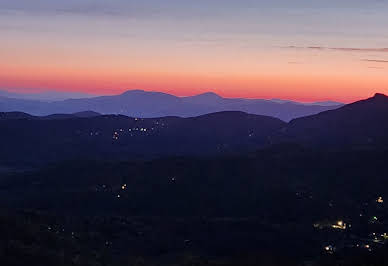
[0,90,343,121]
[0,89,95,101]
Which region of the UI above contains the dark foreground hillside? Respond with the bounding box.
[1,147,388,265]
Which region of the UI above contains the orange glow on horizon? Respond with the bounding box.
[1,56,387,103]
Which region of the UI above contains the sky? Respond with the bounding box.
[1,0,388,102]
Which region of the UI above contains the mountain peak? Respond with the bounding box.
[373,93,388,99]
[363,93,388,105]
[120,89,146,95]
[194,92,222,99]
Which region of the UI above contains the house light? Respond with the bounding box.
[324,245,334,253]
[332,220,346,230]
[377,197,384,203]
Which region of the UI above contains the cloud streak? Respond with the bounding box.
[286,46,388,53]
[361,59,388,63]
[367,66,385,69]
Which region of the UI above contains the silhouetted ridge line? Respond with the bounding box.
[281,92,388,148]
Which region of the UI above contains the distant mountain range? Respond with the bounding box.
[0,89,343,121]
[0,93,386,166]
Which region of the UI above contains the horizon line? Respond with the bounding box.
[0,87,360,104]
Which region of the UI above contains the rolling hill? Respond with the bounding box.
[0,111,101,120]
[0,111,285,165]
[282,93,388,148]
